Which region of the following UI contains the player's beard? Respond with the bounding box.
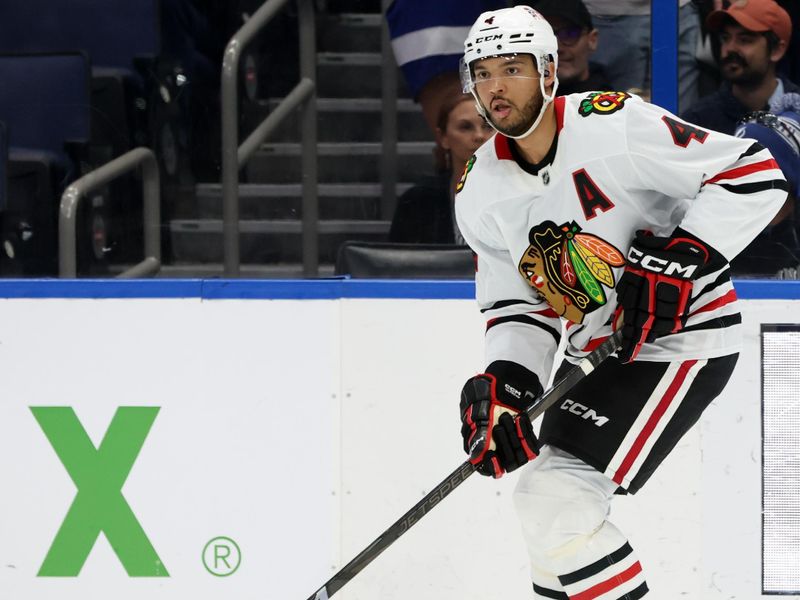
[488,91,544,138]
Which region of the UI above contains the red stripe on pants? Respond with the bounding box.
[612,360,697,485]
[570,561,643,600]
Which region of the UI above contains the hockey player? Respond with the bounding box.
[456,6,787,599]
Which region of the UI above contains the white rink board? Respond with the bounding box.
[0,288,797,600]
[0,298,341,600]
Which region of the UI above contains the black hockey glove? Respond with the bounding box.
[459,361,542,479]
[614,228,710,363]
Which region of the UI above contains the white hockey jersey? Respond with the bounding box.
[455,92,787,383]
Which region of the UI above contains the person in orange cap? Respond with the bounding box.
[681,0,799,134]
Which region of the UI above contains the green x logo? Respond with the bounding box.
[31,406,168,577]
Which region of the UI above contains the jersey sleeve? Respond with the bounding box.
[457,205,561,387]
[624,100,788,260]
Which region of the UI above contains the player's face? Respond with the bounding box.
[718,23,773,86]
[473,55,544,138]
[549,16,597,85]
[439,99,493,168]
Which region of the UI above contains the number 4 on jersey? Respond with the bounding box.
[662,115,708,147]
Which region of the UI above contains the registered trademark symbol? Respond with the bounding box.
[202,536,241,576]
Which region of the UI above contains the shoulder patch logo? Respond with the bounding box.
[578,91,631,118]
[456,155,476,193]
[518,221,625,324]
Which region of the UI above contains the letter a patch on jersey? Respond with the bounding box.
[573,169,614,220]
[518,221,624,324]
[662,115,708,147]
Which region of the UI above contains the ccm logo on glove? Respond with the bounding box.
[614,228,715,363]
[626,246,703,278]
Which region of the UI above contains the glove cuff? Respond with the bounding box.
[484,360,543,412]
[671,227,727,270]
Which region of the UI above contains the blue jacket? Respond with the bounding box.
[680,76,800,135]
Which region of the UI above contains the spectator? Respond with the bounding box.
[386,0,506,136]
[682,0,798,134]
[389,94,491,244]
[731,103,800,275]
[583,1,701,109]
[529,0,612,95]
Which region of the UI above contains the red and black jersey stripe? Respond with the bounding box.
[486,314,562,345]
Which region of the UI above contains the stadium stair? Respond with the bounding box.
[166,1,434,277]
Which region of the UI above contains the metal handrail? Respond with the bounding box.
[221,0,318,277]
[59,147,161,278]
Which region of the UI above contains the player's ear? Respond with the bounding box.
[544,56,556,88]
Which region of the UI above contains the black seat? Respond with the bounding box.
[335,241,475,279]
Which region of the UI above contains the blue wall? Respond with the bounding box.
[0,279,797,299]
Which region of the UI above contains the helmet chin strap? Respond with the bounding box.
[473,75,559,140]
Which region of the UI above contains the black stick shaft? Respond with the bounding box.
[306,331,622,600]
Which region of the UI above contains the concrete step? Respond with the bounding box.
[169,218,390,263]
[316,52,409,98]
[193,182,413,220]
[317,13,382,53]
[245,141,436,183]
[263,97,429,143]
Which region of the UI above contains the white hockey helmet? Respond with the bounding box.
[460,5,559,139]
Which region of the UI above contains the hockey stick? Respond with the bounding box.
[306,330,622,600]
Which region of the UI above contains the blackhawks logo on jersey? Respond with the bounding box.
[456,155,476,193]
[518,221,625,324]
[578,91,631,118]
